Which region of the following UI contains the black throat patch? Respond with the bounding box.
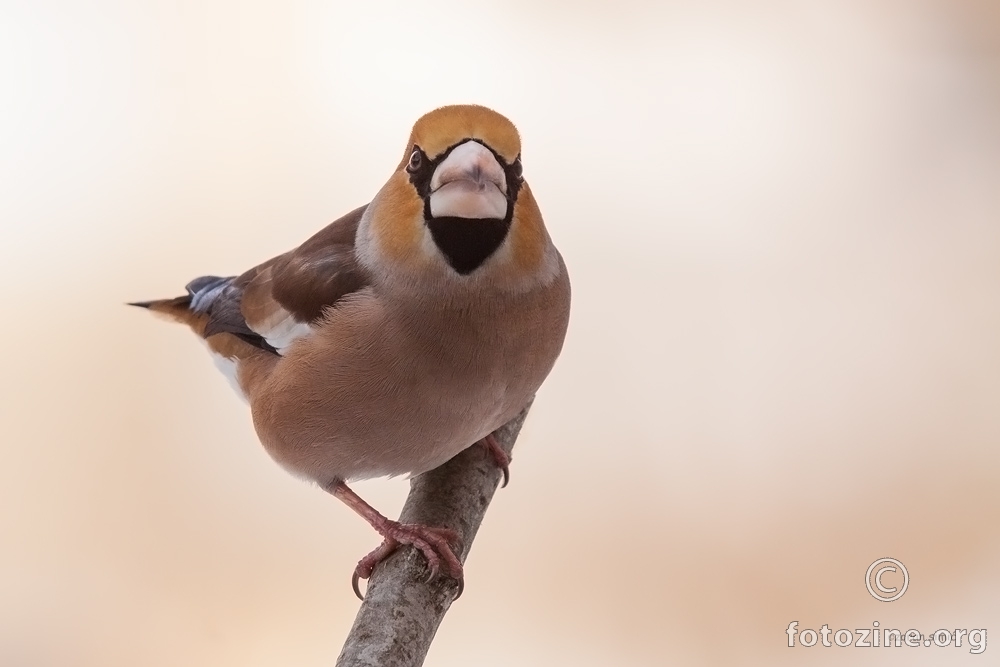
[426,216,512,275]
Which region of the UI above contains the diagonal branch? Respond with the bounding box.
[335,403,533,667]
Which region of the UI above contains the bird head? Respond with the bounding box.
[357,105,559,294]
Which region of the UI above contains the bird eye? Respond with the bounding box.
[406,148,423,173]
[511,156,523,181]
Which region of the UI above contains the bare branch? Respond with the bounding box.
[335,403,532,667]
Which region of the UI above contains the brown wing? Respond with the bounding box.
[200,205,370,354]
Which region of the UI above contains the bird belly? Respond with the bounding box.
[245,275,568,486]
[247,336,534,486]
[253,379,510,484]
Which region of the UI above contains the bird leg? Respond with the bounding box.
[324,480,464,600]
[479,432,511,488]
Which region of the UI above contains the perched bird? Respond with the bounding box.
[131,105,571,598]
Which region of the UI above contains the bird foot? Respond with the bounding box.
[351,521,464,600]
[480,433,511,488]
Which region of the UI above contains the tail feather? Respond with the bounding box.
[127,296,190,310]
[186,276,230,312]
[128,275,275,355]
[126,277,233,334]
[127,294,209,331]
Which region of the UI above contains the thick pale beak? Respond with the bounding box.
[429,140,508,219]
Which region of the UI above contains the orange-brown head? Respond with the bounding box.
[357,105,559,293]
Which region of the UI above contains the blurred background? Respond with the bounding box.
[2,0,999,665]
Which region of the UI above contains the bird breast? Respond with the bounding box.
[244,271,569,485]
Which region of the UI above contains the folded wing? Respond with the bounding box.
[201,205,370,355]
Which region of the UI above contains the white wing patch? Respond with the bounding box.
[266,318,314,354]
[249,308,314,354]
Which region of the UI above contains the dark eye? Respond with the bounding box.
[406,148,423,173]
[511,156,523,181]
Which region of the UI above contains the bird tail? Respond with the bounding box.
[127,276,232,336]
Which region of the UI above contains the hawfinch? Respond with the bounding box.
[131,105,571,598]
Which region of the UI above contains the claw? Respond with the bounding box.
[481,433,511,488]
[347,526,463,600]
[352,539,464,601]
[352,571,364,601]
[328,481,466,601]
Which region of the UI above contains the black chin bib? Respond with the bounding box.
[426,216,511,275]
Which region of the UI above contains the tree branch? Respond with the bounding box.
[335,403,532,667]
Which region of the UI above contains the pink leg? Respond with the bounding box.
[325,480,464,600]
[479,432,511,488]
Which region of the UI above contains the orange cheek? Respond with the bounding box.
[509,184,546,273]
[371,172,425,265]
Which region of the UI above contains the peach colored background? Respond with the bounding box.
[2,1,998,665]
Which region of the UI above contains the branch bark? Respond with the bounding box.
[335,403,532,667]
